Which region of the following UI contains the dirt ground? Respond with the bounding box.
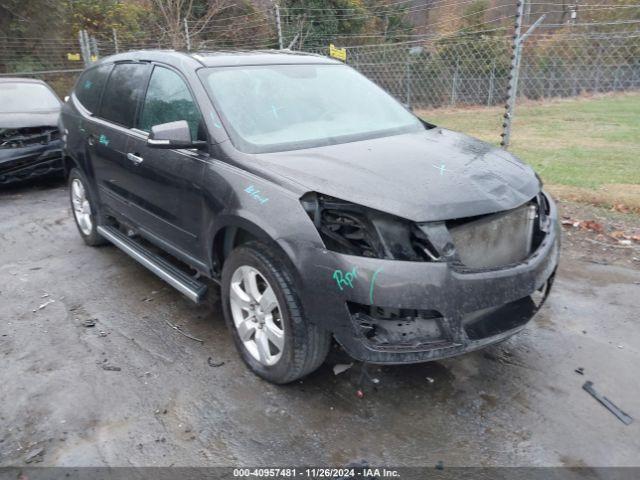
[1,180,639,467]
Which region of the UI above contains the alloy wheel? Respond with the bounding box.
[71,178,93,236]
[229,265,284,366]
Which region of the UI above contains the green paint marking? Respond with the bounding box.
[332,266,358,291]
[369,267,384,304]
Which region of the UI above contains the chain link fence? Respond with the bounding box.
[308,31,640,110]
[1,27,639,120]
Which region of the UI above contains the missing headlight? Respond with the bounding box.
[301,192,440,261]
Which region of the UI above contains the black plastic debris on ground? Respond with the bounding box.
[207,356,224,367]
[82,318,96,327]
[583,381,633,425]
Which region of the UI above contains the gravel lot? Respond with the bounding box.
[1,180,639,467]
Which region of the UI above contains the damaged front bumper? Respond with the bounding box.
[295,196,560,364]
[0,139,64,185]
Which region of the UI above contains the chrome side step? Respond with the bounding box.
[97,226,207,303]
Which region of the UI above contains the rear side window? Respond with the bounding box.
[75,64,111,113]
[99,63,149,127]
[138,66,204,141]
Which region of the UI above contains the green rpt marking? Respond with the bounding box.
[369,267,384,304]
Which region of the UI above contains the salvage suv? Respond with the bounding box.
[60,50,559,383]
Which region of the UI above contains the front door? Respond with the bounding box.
[123,65,209,263]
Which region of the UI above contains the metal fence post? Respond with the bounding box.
[184,18,191,51]
[595,42,603,93]
[487,59,496,106]
[405,53,412,108]
[500,2,545,148]
[90,35,99,62]
[113,28,119,54]
[78,30,85,66]
[78,29,91,67]
[500,0,525,148]
[450,57,460,107]
[275,2,283,50]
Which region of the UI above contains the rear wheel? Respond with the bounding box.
[68,168,106,246]
[221,241,331,384]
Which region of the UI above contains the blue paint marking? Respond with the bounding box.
[210,111,223,128]
[98,134,109,146]
[369,267,384,304]
[269,105,285,119]
[244,185,269,204]
[432,163,450,176]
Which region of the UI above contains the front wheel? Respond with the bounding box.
[221,241,331,384]
[68,168,106,246]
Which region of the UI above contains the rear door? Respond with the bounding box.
[124,64,209,264]
[66,63,112,180]
[89,62,151,225]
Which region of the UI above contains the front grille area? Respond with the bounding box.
[348,302,449,349]
[447,201,540,270]
[0,127,60,149]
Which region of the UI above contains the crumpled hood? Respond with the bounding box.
[254,128,541,222]
[0,111,59,129]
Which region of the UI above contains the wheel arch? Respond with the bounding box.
[209,214,298,279]
[62,153,80,177]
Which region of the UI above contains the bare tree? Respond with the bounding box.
[151,0,234,49]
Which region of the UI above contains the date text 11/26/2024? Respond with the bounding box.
[233,468,401,478]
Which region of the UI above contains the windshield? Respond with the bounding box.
[0,82,60,113]
[201,64,424,153]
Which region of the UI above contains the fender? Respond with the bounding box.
[205,210,300,277]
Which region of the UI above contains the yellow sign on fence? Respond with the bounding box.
[67,53,81,61]
[329,44,346,62]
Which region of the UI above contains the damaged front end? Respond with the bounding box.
[298,191,559,364]
[0,126,64,185]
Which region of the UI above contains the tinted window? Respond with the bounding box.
[139,66,203,141]
[0,82,60,113]
[99,63,148,127]
[75,64,111,113]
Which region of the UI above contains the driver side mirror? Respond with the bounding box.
[147,120,207,149]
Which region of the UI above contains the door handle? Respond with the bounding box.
[87,134,95,146]
[126,153,144,165]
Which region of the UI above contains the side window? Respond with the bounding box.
[99,63,149,128]
[139,66,204,141]
[75,64,111,113]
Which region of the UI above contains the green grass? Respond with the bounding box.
[418,92,640,190]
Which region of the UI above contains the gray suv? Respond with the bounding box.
[60,50,559,383]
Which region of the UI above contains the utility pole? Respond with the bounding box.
[275,2,284,50]
[500,0,545,149]
[184,18,191,51]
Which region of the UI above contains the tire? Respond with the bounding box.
[68,168,107,247]
[221,241,331,384]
